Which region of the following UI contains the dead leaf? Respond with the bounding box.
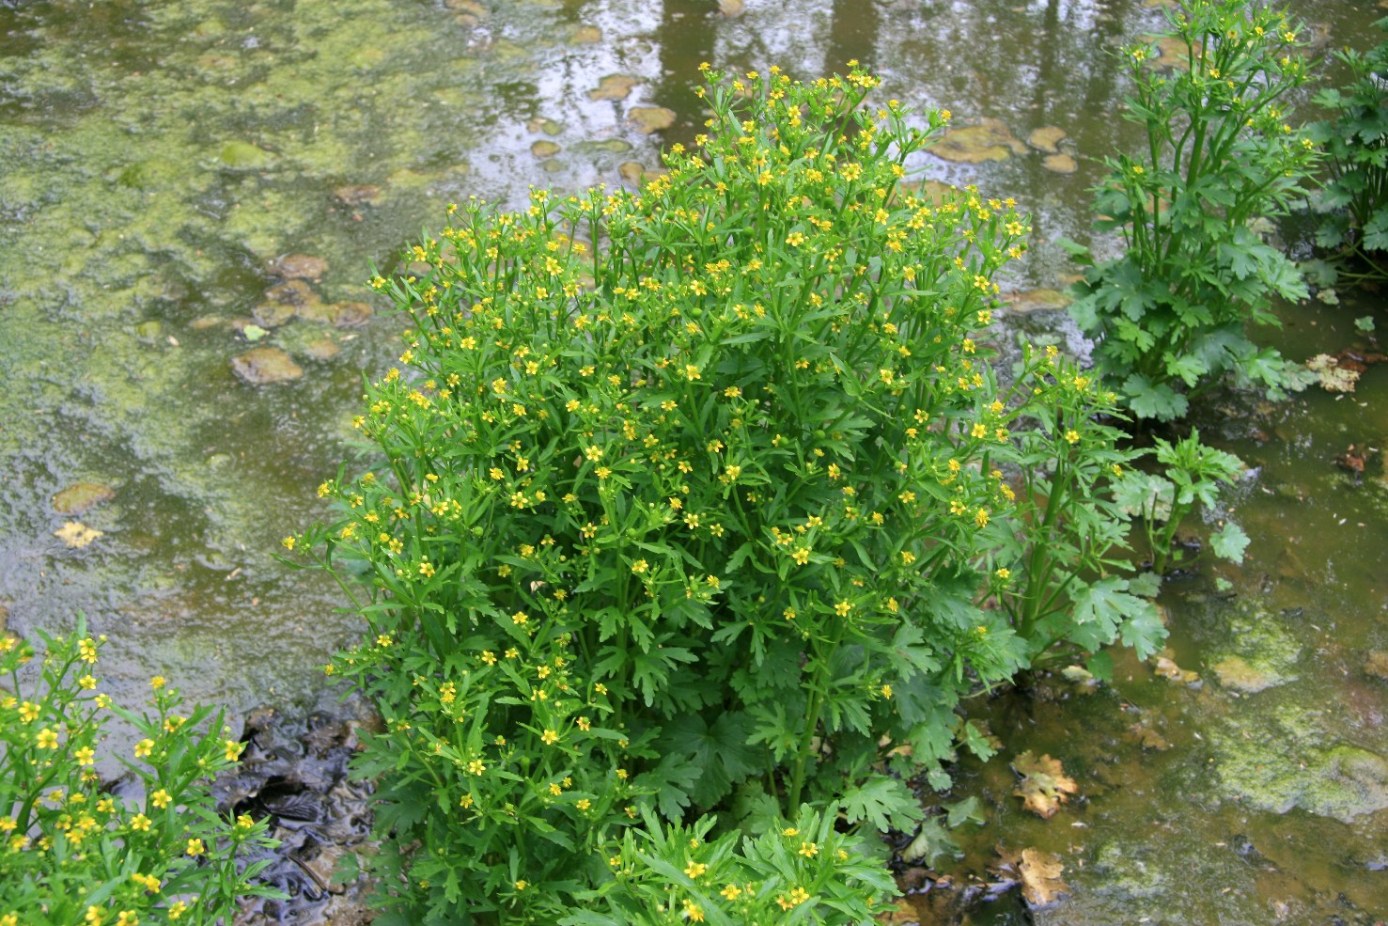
[994,846,1070,907]
[1306,353,1360,393]
[1153,655,1199,684]
[1011,751,1078,818]
[55,521,103,549]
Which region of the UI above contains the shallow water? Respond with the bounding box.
[2,0,1386,922]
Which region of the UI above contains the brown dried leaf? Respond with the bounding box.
[1011,751,1078,819]
[54,521,103,549]
[993,846,1070,907]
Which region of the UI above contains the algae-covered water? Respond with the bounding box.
[2,0,1385,923]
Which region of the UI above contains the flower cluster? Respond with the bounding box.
[0,627,279,925]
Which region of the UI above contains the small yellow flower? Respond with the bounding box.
[167,902,188,921]
[1064,429,1081,444]
[151,789,171,809]
[36,728,59,750]
[186,838,205,857]
[150,676,166,691]
[541,729,560,745]
[721,884,742,901]
[129,814,151,832]
[685,861,707,879]
[224,740,244,762]
[514,880,528,892]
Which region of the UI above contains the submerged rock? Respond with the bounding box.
[618,161,646,185]
[531,140,561,159]
[1003,288,1069,314]
[1042,153,1078,174]
[52,482,115,515]
[628,106,676,135]
[265,279,323,310]
[1211,655,1285,694]
[332,185,382,207]
[570,24,602,44]
[271,254,328,282]
[589,74,639,102]
[1026,126,1067,154]
[931,118,1026,163]
[232,347,303,384]
[252,302,296,328]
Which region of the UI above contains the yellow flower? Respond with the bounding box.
[514,880,528,892]
[684,861,707,879]
[75,746,96,767]
[281,535,296,550]
[134,738,154,758]
[186,838,205,857]
[36,728,59,750]
[798,841,819,858]
[84,907,104,926]
[150,675,166,690]
[541,729,560,745]
[224,740,244,762]
[720,884,742,901]
[129,814,151,832]
[167,902,188,920]
[834,600,853,617]
[151,789,171,809]
[1064,429,1081,444]
[683,900,705,922]
[78,674,97,690]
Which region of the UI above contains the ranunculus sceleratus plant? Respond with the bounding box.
[0,625,280,926]
[294,64,1159,923]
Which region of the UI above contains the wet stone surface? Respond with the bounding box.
[219,697,380,926]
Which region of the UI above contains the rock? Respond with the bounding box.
[53,483,115,515]
[304,338,340,361]
[930,118,1026,163]
[1365,651,1388,680]
[1042,153,1078,174]
[628,106,676,135]
[329,302,373,328]
[232,347,303,384]
[570,24,602,44]
[252,302,296,328]
[575,138,633,155]
[1003,288,1069,314]
[332,185,382,207]
[219,141,272,169]
[718,0,745,15]
[1026,126,1067,154]
[265,279,322,309]
[1211,655,1285,694]
[531,140,561,159]
[271,254,328,282]
[589,74,639,102]
[189,315,223,331]
[618,161,645,185]
[526,117,563,136]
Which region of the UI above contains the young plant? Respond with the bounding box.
[1307,16,1388,281]
[1111,429,1247,574]
[1068,0,1321,420]
[293,64,1168,923]
[0,626,280,926]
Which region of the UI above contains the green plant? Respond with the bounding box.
[1308,16,1388,279]
[563,805,896,925]
[294,64,1168,924]
[0,625,280,926]
[1111,429,1247,574]
[1068,0,1321,420]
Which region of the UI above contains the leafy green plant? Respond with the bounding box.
[1111,429,1247,574]
[563,805,896,926]
[1068,0,1320,420]
[1307,16,1388,279]
[293,64,1170,924]
[0,625,280,926]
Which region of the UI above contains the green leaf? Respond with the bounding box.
[839,774,924,833]
[1210,522,1250,564]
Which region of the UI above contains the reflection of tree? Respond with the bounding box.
[826,0,880,75]
[653,0,717,149]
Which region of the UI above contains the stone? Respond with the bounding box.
[628,106,676,135]
[252,302,296,328]
[232,347,303,384]
[304,337,340,361]
[570,25,602,44]
[589,75,639,102]
[930,118,1026,163]
[531,140,561,159]
[53,482,115,515]
[718,0,745,15]
[1211,655,1285,694]
[618,161,645,185]
[1042,153,1078,174]
[1027,126,1067,154]
[271,254,328,282]
[1003,288,1069,314]
[332,185,382,207]
[1365,651,1388,680]
[265,279,322,309]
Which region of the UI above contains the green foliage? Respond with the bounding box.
[0,626,280,926]
[1068,0,1321,419]
[295,64,1168,923]
[1111,429,1246,574]
[1308,17,1388,276]
[563,805,896,925]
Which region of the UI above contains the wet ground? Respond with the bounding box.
[2,0,1386,923]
